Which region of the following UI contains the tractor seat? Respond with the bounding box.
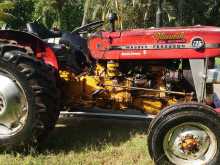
[26,22,61,39]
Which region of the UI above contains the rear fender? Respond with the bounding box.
[0,30,58,70]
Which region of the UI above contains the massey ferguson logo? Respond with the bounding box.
[154,32,185,43]
[191,37,205,50]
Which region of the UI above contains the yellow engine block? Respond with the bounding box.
[59,62,177,115]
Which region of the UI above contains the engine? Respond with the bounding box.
[59,59,193,115]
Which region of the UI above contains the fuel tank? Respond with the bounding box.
[88,26,220,60]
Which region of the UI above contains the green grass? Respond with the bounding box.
[215,58,220,65]
[0,119,153,165]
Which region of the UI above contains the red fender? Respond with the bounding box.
[0,30,58,70]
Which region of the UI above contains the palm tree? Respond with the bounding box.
[81,0,90,26]
[82,0,148,29]
[83,0,179,29]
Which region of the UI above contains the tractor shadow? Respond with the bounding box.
[39,118,151,154]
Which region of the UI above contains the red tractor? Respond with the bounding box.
[0,13,220,164]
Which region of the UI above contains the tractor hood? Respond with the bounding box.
[88,26,220,60]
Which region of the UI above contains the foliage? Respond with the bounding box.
[83,0,220,30]
[161,0,220,26]
[82,0,152,29]
[32,0,85,31]
[60,0,84,31]
[0,0,14,26]
[8,0,34,28]
[1,0,220,30]
[33,0,60,28]
[0,0,84,31]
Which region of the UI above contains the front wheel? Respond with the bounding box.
[148,103,220,165]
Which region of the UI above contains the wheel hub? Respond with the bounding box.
[180,134,200,154]
[0,71,28,136]
[163,122,217,165]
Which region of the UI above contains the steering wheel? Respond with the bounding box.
[72,21,104,34]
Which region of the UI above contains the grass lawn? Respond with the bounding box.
[0,118,153,165]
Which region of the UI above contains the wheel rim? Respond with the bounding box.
[163,122,217,165]
[0,69,28,137]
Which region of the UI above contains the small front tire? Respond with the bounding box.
[148,103,220,165]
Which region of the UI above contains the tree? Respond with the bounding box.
[82,0,220,29]
[60,0,84,31]
[8,0,34,28]
[2,0,220,30]
[82,0,153,29]
[0,0,14,26]
[33,0,84,30]
[33,0,61,28]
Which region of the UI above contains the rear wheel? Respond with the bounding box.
[148,103,220,165]
[0,48,60,149]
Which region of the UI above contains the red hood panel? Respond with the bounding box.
[88,26,220,60]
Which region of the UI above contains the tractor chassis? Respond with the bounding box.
[59,109,155,121]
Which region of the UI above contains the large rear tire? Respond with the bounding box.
[0,49,60,150]
[148,103,220,165]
